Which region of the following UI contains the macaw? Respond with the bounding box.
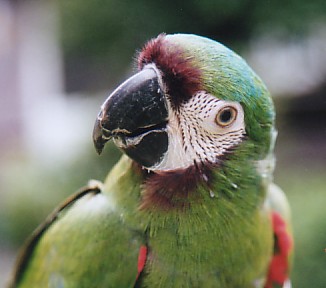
[9,33,293,288]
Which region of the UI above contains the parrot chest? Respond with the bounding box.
[141,205,273,288]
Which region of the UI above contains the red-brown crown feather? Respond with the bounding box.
[138,34,203,109]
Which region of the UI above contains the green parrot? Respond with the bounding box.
[9,34,293,288]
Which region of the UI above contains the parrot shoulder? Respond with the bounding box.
[266,183,291,222]
[9,180,144,288]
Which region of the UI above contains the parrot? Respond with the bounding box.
[9,33,293,288]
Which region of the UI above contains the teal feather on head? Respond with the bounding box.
[164,34,275,160]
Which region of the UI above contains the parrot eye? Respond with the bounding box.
[215,106,238,127]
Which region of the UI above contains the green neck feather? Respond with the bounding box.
[137,142,272,287]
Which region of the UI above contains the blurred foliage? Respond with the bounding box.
[58,0,326,91]
[275,168,326,288]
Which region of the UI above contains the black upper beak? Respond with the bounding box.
[93,68,169,168]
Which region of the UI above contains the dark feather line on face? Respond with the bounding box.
[210,128,245,137]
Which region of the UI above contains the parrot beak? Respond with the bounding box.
[93,68,169,168]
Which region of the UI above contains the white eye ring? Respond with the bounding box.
[215,106,238,127]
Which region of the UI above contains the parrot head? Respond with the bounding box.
[93,33,275,174]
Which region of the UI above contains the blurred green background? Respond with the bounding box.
[1,0,325,286]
